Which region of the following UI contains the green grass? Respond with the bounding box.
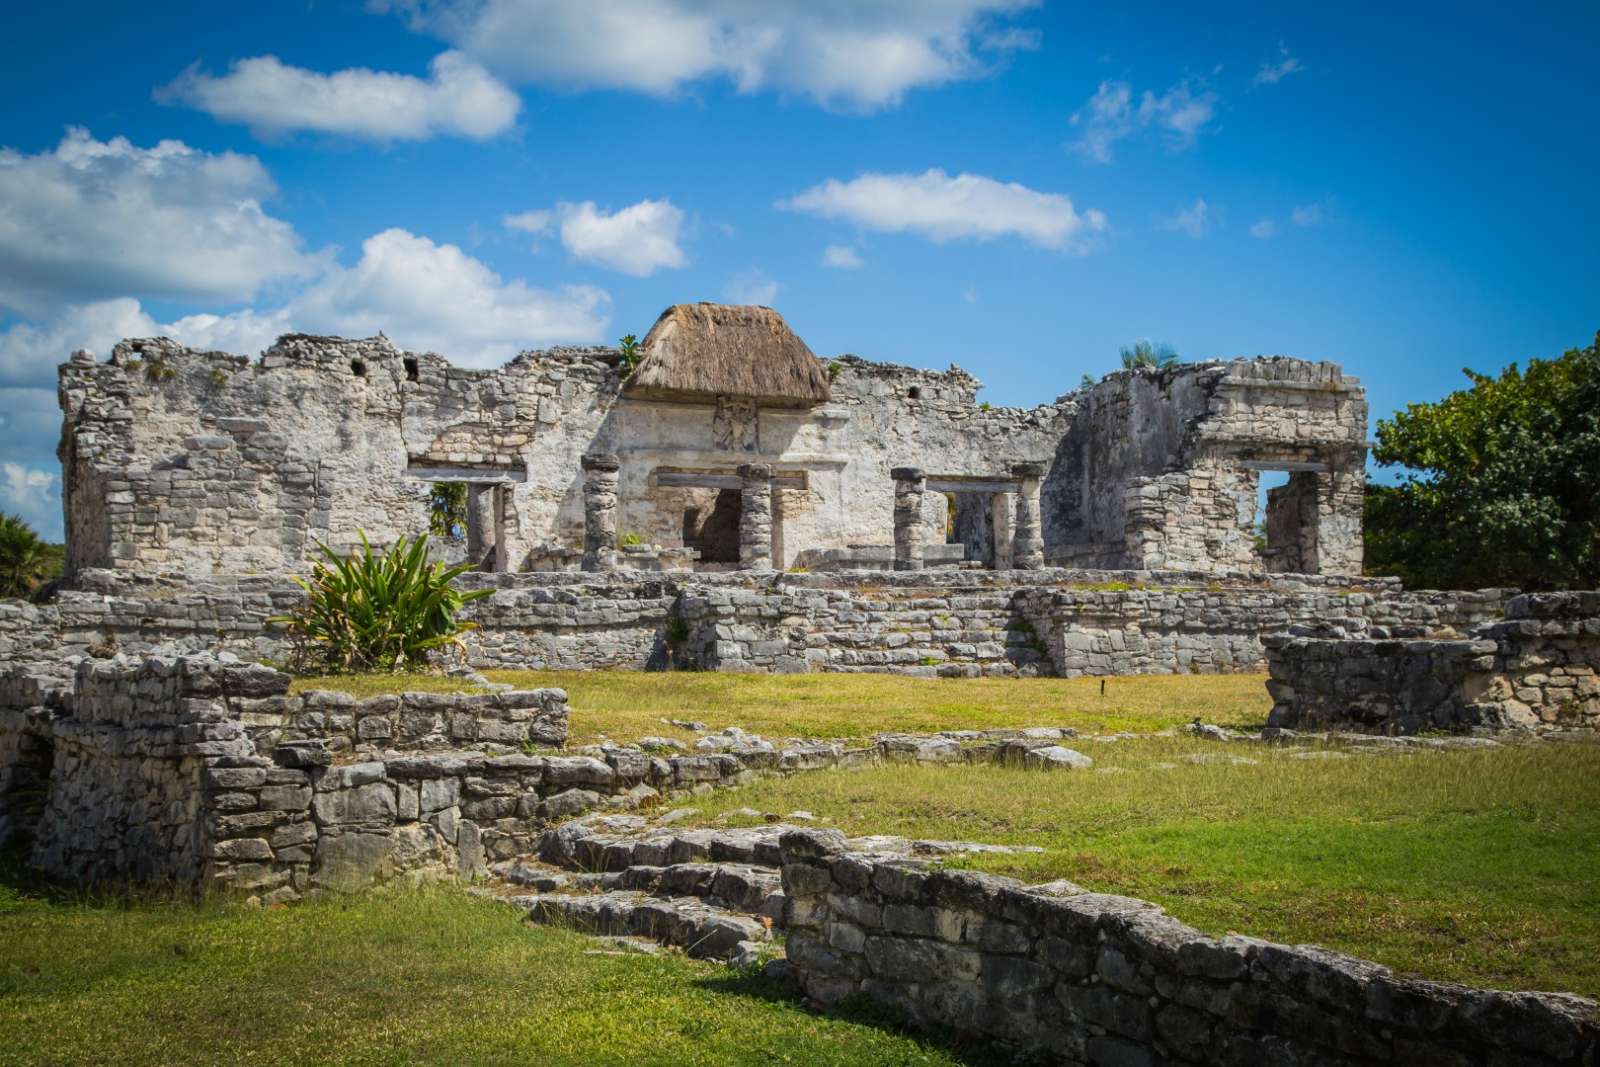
[687,736,1600,998]
[0,880,1006,1067]
[291,669,1270,745]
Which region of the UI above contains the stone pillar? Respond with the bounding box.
[990,491,1014,571]
[737,463,774,569]
[892,467,926,571]
[1011,462,1045,570]
[466,484,497,566]
[581,454,620,571]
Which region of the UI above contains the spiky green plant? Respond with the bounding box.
[618,334,642,378]
[1119,340,1180,370]
[269,532,493,674]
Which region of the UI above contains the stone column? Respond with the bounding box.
[737,463,774,569]
[581,453,620,571]
[466,484,498,566]
[1011,462,1045,570]
[892,467,926,571]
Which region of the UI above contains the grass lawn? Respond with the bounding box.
[292,669,1271,745]
[688,736,1600,998]
[0,880,1004,1067]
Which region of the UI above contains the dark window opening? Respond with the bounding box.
[683,490,741,563]
[908,386,921,400]
[404,357,419,382]
[351,360,367,377]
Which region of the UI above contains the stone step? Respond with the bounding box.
[503,888,772,961]
[493,855,785,921]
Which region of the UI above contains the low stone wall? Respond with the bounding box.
[229,680,570,757]
[1266,592,1600,734]
[1,567,1516,683]
[777,828,1600,1066]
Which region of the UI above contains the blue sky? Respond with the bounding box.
[2,1,1596,540]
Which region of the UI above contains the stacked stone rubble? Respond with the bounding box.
[1266,591,1600,734]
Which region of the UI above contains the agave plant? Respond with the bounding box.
[269,531,493,674]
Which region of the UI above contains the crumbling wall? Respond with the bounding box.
[777,828,1600,1066]
[1048,359,1367,575]
[1265,592,1600,734]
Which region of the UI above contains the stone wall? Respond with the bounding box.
[0,570,1517,685]
[1047,358,1368,575]
[0,653,849,898]
[777,828,1600,1066]
[1266,592,1600,734]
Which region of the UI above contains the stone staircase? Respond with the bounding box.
[484,813,1044,963]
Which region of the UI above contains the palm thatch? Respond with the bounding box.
[623,303,832,408]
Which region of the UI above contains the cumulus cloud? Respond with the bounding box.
[1162,198,1212,238]
[0,462,58,535]
[0,128,321,316]
[158,50,520,142]
[821,244,864,269]
[0,228,613,380]
[1252,42,1303,87]
[1069,79,1218,163]
[722,268,780,306]
[376,0,1040,111]
[781,169,1107,252]
[508,199,688,277]
[1250,218,1278,239]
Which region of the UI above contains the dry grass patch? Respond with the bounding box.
[291,670,1270,745]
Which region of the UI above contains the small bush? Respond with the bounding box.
[269,532,492,674]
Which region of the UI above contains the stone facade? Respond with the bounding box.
[1267,591,1600,734]
[58,309,1367,580]
[777,828,1600,1066]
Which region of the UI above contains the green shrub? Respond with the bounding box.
[269,532,493,674]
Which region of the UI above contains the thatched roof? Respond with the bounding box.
[623,303,831,408]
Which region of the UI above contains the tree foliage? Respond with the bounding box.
[0,514,62,600]
[1365,331,1600,590]
[1119,340,1179,370]
[429,482,468,539]
[269,532,493,674]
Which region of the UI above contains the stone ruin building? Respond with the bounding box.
[58,302,1368,578]
[2,298,1589,712]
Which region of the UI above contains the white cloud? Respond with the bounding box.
[159,50,520,142]
[1252,42,1303,87]
[508,199,687,277]
[1291,201,1326,227]
[286,228,611,364]
[821,244,864,269]
[1069,79,1218,163]
[1163,198,1211,238]
[0,128,321,316]
[723,268,780,306]
[781,169,1107,252]
[377,0,1040,111]
[0,462,58,535]
[1250,218,1277,239]
[0,228,613,378]
[0,298,156,386]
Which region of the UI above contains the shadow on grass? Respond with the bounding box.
[696,968,1035,1067]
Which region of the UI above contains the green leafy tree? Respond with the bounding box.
[0,514,59,599]
[1119,340,1179,370]
[269,532,494,674]
[429,482,468,539]
[1365,331,1600,590]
